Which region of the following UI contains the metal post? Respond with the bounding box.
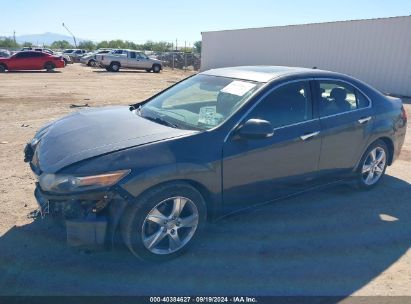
[62,22,77,48]
[184,41,187,71]
[171,42,174,70]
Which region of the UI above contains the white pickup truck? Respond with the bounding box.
[96,49,162,73]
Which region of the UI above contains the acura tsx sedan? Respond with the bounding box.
[24,66,407,260]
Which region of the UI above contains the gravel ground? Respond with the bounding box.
[0,64,410,296]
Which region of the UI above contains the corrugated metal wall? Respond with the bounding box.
[201,16,411,96]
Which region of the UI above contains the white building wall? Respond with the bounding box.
[201,16,411,96]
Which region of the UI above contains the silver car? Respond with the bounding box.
[96,49,162,72]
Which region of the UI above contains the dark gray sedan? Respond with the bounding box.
[24,66,407,260]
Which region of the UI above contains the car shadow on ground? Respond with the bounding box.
[6,70,62,74]
[92,70,151,74]
[0,175,410,296]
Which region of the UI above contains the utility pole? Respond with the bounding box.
[184,41,187,71]
[13,30,16,45]
[62,22,77,48]
[175,38,178,51]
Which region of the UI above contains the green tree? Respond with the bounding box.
[0,38,20,48]
[193,41,201,53]
[78,40,96,51]
[50,40,72,49]
[22,41,33,47]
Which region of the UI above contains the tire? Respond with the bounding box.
[89,59,97,67]
[45,62,55,72]
[121,182,207,261]
[63,58,68,66]
[0,64,6,73]
[356,140,389,190]
[105,67,112,72]
[109,62,120,72]
[145,69,152,72]
[152,64,161,73]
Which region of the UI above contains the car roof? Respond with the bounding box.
[200,66,344,83]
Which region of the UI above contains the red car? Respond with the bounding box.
[0,51,65,72]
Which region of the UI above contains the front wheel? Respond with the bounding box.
[356,140,388,189]
[152,64,161,73]
[0,64,6,73]
[121,182,206,261]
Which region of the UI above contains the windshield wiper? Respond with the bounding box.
[141,113,178,128]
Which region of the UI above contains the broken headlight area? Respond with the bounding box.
[38,170,130,193]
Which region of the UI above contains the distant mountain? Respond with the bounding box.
[16,32,88,45]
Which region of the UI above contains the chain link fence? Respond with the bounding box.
[0,47,202,71]
[149,52,201,71]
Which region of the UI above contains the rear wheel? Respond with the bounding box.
[45,62,55,72]
[0,64,6,73]
[105,66,112,72]
[109,62,120,72]
[356,140,388,189]
[121,182,206,261]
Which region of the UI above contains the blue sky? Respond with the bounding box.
[1,0,410,45]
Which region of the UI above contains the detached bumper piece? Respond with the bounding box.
[66,218,107,248]
[34,186,111,249]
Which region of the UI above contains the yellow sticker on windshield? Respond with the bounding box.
[221,81,256,97]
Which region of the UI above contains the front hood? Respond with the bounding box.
[35,106,195,173]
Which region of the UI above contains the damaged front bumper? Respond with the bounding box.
[33,184,131,249]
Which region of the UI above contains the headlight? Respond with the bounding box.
[39,170,130,193]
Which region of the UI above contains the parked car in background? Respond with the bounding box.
[21,47,72,65]
[80,49,112,66]
[64,49,87,62]
[96,49,162,72]
[24,66,407,261]
[0,51,65,72]
[0,49,11,58]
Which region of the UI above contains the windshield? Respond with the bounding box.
[140,74,263,131]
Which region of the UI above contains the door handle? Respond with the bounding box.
[358,116,372,124]
[300,131,320,141]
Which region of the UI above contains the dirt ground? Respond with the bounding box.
[0,64,410,296]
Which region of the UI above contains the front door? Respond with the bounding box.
[222,80,322,212]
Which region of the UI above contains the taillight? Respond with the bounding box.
[401,105,408,122]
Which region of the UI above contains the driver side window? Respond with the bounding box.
[250,81,313,128]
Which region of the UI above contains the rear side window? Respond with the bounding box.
[130,52,136,59]
[356,90,370,108]
[32,52,45,57]
[319,81,357,117]
[249,81,313,128]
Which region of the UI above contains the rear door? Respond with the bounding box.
[314,79,373,179]
[30,52,47,69]
[222,80,322,210]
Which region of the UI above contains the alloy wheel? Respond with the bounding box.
[361,147,386,186]
[141,196,199,255]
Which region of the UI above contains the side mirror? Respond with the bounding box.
[237,119,274,139]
